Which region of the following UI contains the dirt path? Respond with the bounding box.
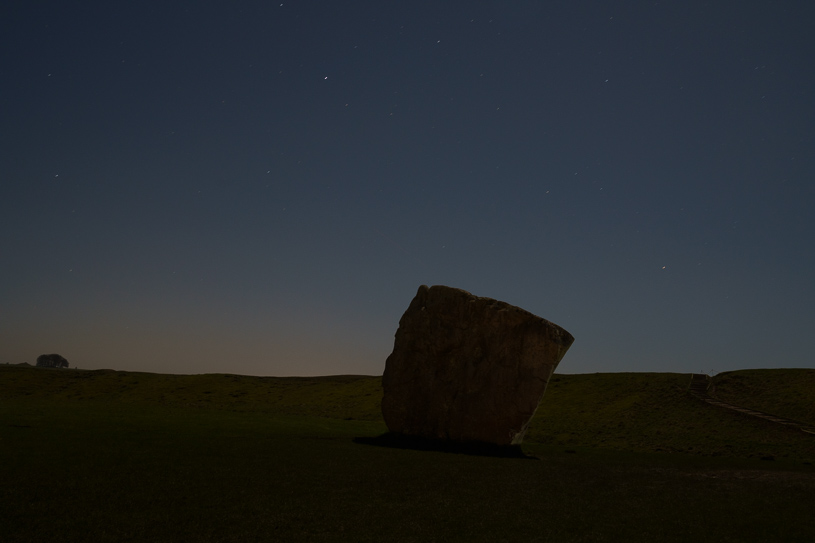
[688,374,815,435]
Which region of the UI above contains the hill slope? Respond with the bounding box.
[711,368,815,426]
[529,371,814,461]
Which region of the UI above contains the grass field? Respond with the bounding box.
[2,365,814,542]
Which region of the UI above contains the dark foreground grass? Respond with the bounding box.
[2,365,815,542]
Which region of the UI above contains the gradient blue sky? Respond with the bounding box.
[2,1,814,376]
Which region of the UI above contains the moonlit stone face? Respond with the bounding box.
[382,285,574,446]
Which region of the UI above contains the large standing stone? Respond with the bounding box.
[382,285,574,446]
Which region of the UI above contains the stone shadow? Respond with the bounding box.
[353,432,538,460]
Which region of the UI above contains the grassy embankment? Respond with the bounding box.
[2,365,813,542]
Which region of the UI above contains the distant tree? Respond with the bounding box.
[36,354,69,368]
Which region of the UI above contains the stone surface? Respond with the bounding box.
[381,285,574,446]
[36,353,69,368]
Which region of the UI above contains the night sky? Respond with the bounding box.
[2,2,814,376]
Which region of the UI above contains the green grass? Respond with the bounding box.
[529,372,815,462]
[0,366,383,419]
[711,368,815,426]
[2,365,814,542]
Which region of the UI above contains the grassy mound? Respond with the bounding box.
[711,368,815,426]
[529,371,815,462]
